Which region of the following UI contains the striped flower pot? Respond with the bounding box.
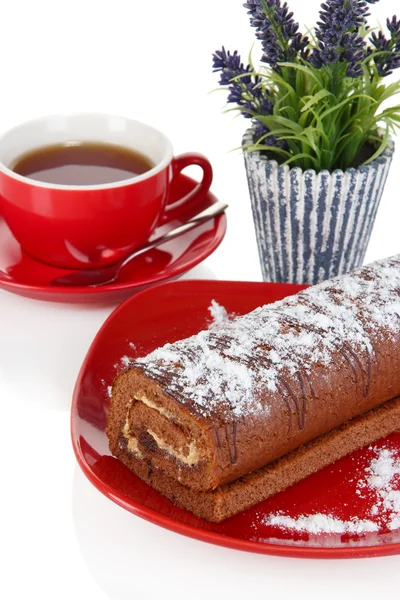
[243,129,394,284]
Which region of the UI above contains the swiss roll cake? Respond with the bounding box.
[106,255,400,522]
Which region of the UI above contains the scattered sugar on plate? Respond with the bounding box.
[265,513,378,534]
[114,355,131,369]
[207,299,230,329]
[263,446,400,534]
[364,448,400,530]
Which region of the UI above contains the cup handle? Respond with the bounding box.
[159,153,213,224]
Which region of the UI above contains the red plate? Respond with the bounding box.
[0,174,226,303]
[71,279,400,558]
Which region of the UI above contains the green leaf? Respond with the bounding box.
[301,89,334,113]
[319,93,377,121]
[265,115,304,133]
[371,80,400,106]
[363,127,390,165]
[320,148,335,170]
[303,127,320,155]
[241,143,292,158]
[282,153,319,168]
[247,42,257,71]
[252,128,298,138]
[213,37,400,173]
[277,62,324,87]
[279,105,299,121]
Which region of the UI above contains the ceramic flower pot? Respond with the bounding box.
[243,129,395,284]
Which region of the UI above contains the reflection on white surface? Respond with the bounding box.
[0,264,216,412]
[72,466,292,600]
[0,294,112,411]
[179,264,217,281]
[72,466,400,600]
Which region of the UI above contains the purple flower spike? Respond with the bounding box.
[212,48,251,86]
[212,47,276,140]
[243,1,309,68]
[309,1,370,77]
[369,15,400,76]
[387,15,400,38]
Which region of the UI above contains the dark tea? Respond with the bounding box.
[11,142,154,185]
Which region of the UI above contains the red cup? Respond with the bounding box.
[0,114,213,269]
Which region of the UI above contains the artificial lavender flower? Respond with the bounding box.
[212,48,250,85]
[342,32,367,76]
[212,47,273,114]
[370,16,400,76]
[243,1,309,68]
[211,0,400,173]
[212,47,278,140]
[309,1,371,77]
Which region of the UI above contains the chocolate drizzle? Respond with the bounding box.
[134,256,400,439]
[275,381,294,429]
[279,377,304,430]
[224,423,238,464]
[269,308,374,400]
[342,342,371,397]
[139,305,374,434]
[297,372,308,429]
[214,429,221,449]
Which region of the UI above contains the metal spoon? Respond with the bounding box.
[50,201,228,287]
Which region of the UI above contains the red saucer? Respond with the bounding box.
[0,174,226,303]
[71,279,400,558]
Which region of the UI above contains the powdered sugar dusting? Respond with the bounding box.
[263,446,400,535]
[364,448,400,531]
[114,354,134,370]
[265,513,378,534]
[134,255,400,419]
[208,300,230,329]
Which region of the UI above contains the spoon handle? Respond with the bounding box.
[118,201,228,270]
[50,201,228,287]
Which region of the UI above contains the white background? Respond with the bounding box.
[1,1,400,599]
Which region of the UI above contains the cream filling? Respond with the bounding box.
[122,394,199,465]
[147,429,200,466]
[134,393,172,418]
[121,417,142,457]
